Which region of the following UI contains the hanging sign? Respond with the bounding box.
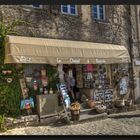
[135,59,140,66]
[57,58,80,64]
[19,56,32,63]
[70,58,80,64]
[96,59,106,64]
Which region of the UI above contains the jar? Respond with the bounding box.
[49,88,53,94]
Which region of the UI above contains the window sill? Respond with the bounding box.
[93,19,109,24]
[21,5,43,11]
[61,12,78,17]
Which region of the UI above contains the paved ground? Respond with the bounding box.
[1,115,140,135]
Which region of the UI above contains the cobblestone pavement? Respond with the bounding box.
[1,116,140,135]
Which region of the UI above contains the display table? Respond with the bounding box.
[36,94,63,118]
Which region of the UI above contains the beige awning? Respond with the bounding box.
[4,35,130,64]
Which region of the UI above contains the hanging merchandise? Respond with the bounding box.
[86,72,93,80]
[33,80,38,91]
[75,65,83,88]
[41,76,48,87]
[49,88,53,94]
[6,78,13,83]
[119,75,128,95]
[68,69,73,78]
[43,87,48,94]
[41,66,46,76]
[20,97,34,110]
[83,64,93,88]
[86,64,94,72]
[57,64,65,84]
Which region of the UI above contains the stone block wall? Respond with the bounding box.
[0,5,131,47]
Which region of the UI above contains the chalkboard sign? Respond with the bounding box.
[94,89,113,102]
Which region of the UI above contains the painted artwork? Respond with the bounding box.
[94,89,113,102]
[119,76,128,95]
[20,97,34,110]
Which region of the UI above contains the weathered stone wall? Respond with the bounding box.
[131,5,140,104]
[0,5,130,47]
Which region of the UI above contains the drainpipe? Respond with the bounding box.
[129,37,135,104]
[135,5,140,57]
[128,5,135,104]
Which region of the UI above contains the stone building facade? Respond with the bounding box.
[0,5,131,46]
[1,5,139,102]
[130,5,140,103]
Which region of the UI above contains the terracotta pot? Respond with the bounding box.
[87,100,96,108]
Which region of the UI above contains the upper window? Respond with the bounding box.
[61,5,78,15]
[92,5,105,20]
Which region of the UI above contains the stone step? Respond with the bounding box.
[70,113,108,124]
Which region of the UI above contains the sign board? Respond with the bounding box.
[135,59,140,66]
[20,56,32,63]
[94,89,113,101]
[96,59,106,64]
[57,58,80,64]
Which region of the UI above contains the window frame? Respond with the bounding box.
[92,5,105,21]
[61,5,78,16]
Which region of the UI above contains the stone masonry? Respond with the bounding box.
[0,5,131,46]
[0,5,139,103]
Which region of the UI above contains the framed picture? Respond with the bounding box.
[20,97,34,110]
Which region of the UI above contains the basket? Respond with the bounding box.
[70,103,80,121]
[95,105,106,113]
[87,100,96,109]
[70,102,80,111]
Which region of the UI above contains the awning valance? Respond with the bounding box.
[4,35,130,64]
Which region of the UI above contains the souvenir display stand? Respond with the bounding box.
[19,63,130,122]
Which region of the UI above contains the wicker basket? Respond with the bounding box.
[95,105,106,113]
[70,103,80,121]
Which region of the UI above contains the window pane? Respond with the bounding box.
[70,7,76,14]
[99,5,104,20]
[99,5,103,9]
[62,5,68,13]
[94,13,98,19]
[32,4,40,8]
[70,5,76,8]
[100,14,104,20]
[93,5,97,12]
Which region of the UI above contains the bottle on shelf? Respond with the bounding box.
[44,88,48,95]
[49,88,53,94]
